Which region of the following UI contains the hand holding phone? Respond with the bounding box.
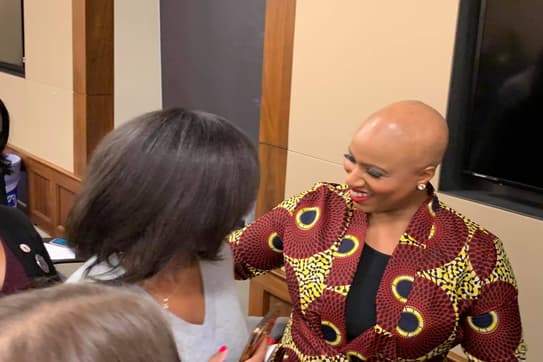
[239,307,279,361]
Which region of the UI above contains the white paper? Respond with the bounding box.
[44,242,76,261]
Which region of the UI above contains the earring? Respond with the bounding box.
[417,183,427,191]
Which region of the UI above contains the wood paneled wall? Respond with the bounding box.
[5,145,81,237]
[5,0,113,235]
[255,0,296,218]
[72,0,114,177]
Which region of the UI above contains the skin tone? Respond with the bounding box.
[343,100,449,255]
[208,338,270,362]
[143,261,206,325]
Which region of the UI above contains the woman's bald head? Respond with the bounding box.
[354,100,449,169]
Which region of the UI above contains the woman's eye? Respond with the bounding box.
[366,168,383,178]
[343,153,355,163]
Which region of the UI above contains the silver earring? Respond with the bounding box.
[417,183,427,191]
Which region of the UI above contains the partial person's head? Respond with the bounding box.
[343,100,449,214]
[66,108,259,282]
[0,283,180,362]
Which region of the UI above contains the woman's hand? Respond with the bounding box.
[208,336,273,362]
[243,335,270,361]
[208,345,229,362]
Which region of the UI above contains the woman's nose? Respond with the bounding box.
[345,166,364,187]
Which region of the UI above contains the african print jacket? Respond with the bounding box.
[228,183,526,361]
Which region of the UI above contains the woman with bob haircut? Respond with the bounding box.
[66,108,261,362]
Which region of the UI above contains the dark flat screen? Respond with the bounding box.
[465,0,543,192]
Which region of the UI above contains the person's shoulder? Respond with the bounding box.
[287,182,349,201]
[275,182,350,212]
[435,199,498,241]
[0,206,40,242]
[0,206,57,277]
[0,205,26,219]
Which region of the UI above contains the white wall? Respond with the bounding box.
[0,0,73,171]
[114,0,163,126]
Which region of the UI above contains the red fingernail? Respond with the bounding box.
[266,336,275,344]
[218,345,228,353]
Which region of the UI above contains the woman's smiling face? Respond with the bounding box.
[343,113,439,215]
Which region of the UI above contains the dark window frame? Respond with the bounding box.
[0,0,25,77]
[440,0,543,220]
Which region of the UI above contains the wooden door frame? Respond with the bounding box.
[72,0,114,177]
[255,0,296,217]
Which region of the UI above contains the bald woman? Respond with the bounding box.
[228,101,526,361]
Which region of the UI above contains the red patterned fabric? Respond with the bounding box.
[228,183,527,361]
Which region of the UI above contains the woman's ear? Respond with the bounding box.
[418,165,437,185]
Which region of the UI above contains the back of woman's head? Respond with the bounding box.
[0,283,180,362]
[66,108,259,282]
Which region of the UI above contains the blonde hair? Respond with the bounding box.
[0,283,180,362]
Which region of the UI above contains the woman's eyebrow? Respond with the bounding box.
[347,148,389,175]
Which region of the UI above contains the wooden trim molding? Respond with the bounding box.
[254,0,296,218]
[255,144,288,218]
[5,145,81,237]
[72,0,114,177]
[258,0,296,149]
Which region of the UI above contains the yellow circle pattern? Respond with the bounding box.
[321,320,342,346]
[467,311,499,334]
[396,306,424,338]
[295,207,320,230]
[336,235,360,258]
[346,351,368,361]
[391,275,414,303]
[267,232,283,253]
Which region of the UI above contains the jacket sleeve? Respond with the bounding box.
[226,184,323,279]
[460,237,527,361]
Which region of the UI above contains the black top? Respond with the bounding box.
[0,205,59,295]
[345,243,390,341]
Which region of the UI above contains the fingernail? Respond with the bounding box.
[266,336,275,345]
[218,345,228,353]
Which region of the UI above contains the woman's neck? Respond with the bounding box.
[365,192,428,255]
[144,261,201,293]
[143,261,206,324]
[368,191,428,227]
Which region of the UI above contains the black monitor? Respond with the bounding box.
[441,0,543,219]
[0,0,25,76]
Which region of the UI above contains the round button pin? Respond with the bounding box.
[19,243,31,253]
[35,254,50,274]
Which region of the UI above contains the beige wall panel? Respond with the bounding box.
[0,75,73,172]
[0,0,73,171]
[284,151,345,198]
[24,0,73,90]
[12,81,73,171]
[114,0,162,126]
[0,73,27,130]
[289,0,459,163]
